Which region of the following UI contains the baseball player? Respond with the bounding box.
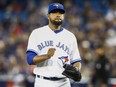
[26,3,82,87]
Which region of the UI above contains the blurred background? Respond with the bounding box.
[0,0,116,87]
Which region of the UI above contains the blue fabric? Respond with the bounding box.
[71,59,82,65]
[48,3,65,14]
[54,27,63,33]
[26,51,37,65]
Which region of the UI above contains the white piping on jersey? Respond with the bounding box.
[70,58,81,64]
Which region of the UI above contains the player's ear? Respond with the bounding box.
[47,14,50,20]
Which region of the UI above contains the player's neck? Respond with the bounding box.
[48,23,61,30]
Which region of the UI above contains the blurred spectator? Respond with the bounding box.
[90,47,111,87]
[105,1,116,21]
[0,56,7,74]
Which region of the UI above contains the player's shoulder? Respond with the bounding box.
[31,25,48,34]
[33,25,47,32]
[63,28,76,38]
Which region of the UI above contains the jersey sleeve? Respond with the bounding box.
[70,35,81,64]
[27,30,38,54]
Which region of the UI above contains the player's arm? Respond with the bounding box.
[33,48,56,64]
[73,62,81,71]
[71,34,82,71]
[26,48,56,65]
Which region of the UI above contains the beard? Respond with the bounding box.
[49,17,63,26]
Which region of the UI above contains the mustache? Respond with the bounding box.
[55,17,62,20]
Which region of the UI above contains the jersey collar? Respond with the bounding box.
[47,25,64,34]
[53,27,63,34]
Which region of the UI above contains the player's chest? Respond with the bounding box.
[37,31,71,45]
[36,33,72,54]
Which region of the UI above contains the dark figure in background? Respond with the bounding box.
[91,47,111,87]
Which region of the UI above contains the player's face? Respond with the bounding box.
[48,10,65,26]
